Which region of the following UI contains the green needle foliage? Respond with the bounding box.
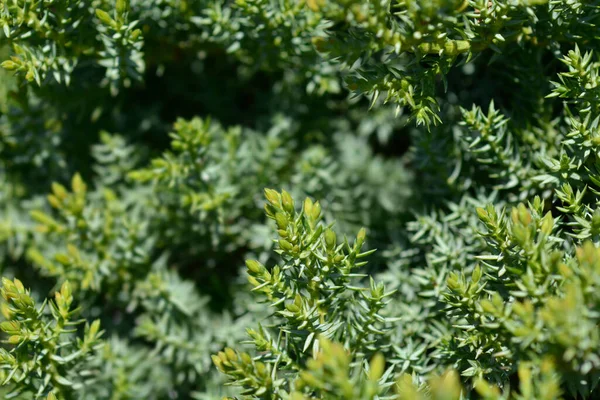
[0,278,103,399]
[214,189,393,397]
[1,0,600,399]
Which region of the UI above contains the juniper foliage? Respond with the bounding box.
[1,0,600,399]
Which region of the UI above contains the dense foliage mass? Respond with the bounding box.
[1,0,600,399]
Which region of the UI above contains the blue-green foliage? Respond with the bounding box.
[1,0,600,399]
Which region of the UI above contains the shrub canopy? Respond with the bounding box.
[1,0,600,399]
